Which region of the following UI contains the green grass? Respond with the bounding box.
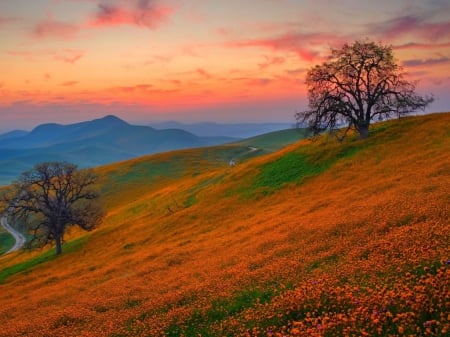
[0,231,15,255]
[253,152,325,191]
[0,236,88,284]
[101,129,312,205]
[165,286,281,337]
[235,131,373,198]
[214,127,376,199]
[235,128,310,152]
[105,156,185,188]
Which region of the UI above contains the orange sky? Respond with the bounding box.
[0,0,449,130]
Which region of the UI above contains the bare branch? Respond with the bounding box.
[4,162,104,255]
[297,39,433,139]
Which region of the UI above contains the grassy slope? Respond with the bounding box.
[0,113,448,336]
[0,228,14,255]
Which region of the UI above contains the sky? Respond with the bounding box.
[1,0,450,131]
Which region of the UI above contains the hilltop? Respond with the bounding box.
[0,115,236,186]
[150,121,293,138]
[0,113,449,336]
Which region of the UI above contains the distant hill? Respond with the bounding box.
[0,115,236,186]
[149,121,293,138]
[0,130,28,142]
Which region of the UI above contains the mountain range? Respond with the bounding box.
[149,121,293,138]
[0,115,236,186]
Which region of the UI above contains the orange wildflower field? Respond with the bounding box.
[0,113,449,336]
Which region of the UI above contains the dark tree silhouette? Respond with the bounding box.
[296,40,433,139]
[3,162,103,255]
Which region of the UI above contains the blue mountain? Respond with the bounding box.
[0,115,235,186]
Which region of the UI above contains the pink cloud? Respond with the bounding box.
[368,15,450,42]
[371,15,420,39]
[402,56,450,67]
[33,16,79,39]
[179,43,206,57]
[196,68,212,79]
[113,84,154,93]
[258,56,286,70]
[248,78,273,86]
[89,0,174,29]
[7,49,84,64]
[0,17,16,26]
[144,54,172,66]
[228,32,342,62]
[61,81,79,86]
[394,42,450,50]
[285,68,306,76]
[217,21,299,38]
[112,85,179,96]
[231,77,274,87]
[61,81,78,87]
[53,49,84,64]
[420,21,450,40]
[7,50,35,61]
[216,27,232,37]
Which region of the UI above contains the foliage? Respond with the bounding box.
[2,162,103,255]
[296,40,433,139]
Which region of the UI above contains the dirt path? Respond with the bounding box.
[1,214,25,254]
[230,146,259,166]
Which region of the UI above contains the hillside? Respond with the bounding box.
[0,115,235,186]
[0,113,449,337]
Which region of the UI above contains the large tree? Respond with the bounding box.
[296,40,433,139]
[2,162,103,255]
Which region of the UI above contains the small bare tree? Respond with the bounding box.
[296,40,433,139]
[2,162,103,255]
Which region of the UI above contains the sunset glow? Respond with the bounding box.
[1,0,449,130]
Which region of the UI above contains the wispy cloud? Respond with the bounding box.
[0,16,16,26]
[7,50,35,61]
[394,42,450,50]
[61,81,79,86]
[231,77,274,87]
[112,84,179,96]
[403,56,450,67]
[196,68,212,79]
[228,32,343,62]
[33,15,80,39]
[113,84,154,93]
[285,68,306,76]
[7,49,84,64]
[53,49,84,64]
[368,15,450,42]
[89,0,174,29]
[258,56,286,70]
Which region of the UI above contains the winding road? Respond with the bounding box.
[1,214,25,254]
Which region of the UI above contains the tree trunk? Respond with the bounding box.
[55,234,62,255]
[357,124,369,139]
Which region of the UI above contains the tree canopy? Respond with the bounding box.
[2,162,103,255]
[296,40,433,139]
